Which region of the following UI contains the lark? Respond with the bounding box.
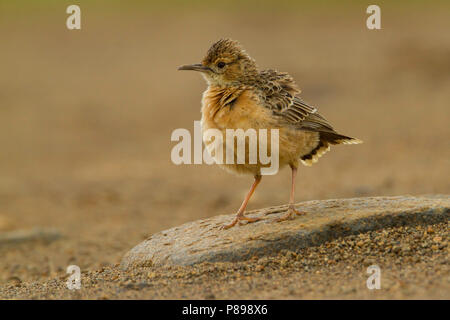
[179,39,362,229]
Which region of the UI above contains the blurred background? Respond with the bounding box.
[0,0,449,282]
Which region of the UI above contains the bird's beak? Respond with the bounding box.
[178,63,211,72]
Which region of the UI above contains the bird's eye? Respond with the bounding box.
[217,61,226,69]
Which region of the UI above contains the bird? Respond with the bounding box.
[178,38,362,229]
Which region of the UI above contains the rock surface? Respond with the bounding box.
[0,228,62,246]
[121,195,449,269]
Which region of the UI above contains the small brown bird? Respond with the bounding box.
[179,39,362,229]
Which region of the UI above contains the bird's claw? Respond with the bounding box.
[273,206,305,223]
[220,215,262,230]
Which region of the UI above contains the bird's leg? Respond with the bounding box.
[221,175,262,229]
[275,166,306,222]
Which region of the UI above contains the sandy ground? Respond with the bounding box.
[1,222,448,299]
[0,2,449,299]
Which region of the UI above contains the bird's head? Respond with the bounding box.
[178,38,258,86]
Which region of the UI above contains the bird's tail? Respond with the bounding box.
[320,131,363,145]
[300,131,362,166]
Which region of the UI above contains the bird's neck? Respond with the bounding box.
[204,85,247,110]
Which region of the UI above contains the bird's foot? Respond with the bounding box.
[274,205,305,223]
[220,214,261,230]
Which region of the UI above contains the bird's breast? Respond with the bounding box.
[201,86,273,131]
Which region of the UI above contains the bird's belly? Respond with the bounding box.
[200,87,319,174]
[278,127,319,167]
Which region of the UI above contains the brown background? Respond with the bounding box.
[0,0,449,294]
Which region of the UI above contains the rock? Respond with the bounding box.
[7,276,22,287]
[121,195,449,269]
[401,245,411,253]
[0,228,62,245]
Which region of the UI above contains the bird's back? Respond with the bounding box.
[251,69,362,166]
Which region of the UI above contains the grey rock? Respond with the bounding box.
[121,195,449,269]
[0,228,62,246]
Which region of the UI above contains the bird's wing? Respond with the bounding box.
[258,69,334,132]
[258,69,300,112]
